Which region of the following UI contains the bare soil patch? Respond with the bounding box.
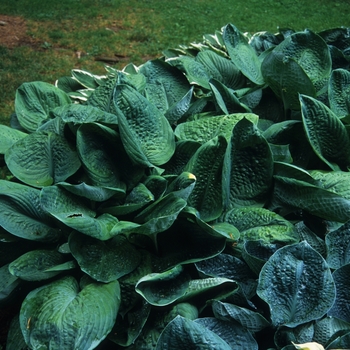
[0,15,38,48]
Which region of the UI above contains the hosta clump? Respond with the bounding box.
[2,23,350,349]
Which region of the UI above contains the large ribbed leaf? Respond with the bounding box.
[175,113,258,144]
[0,263,21,303]
[0,125,27,154]
[184,135,227,221]
[69,231,141,282]
[212,300,270,333]
[222,117,273,209]
[300,94,350,170]
[272,175,350,223]
[196,50,245,89]
[0,180,60,242]
[223,24,264,85]
[76,123,126,190]
[5,131,81,188]
[269,29,331,90]
[328,68,350,117]
[114,84,175,167]
[20,276,120,350]
[194,317,258,350]
[8,249,74,281]
[262,52,316,110]
[155,316,232,350]
[15,81,71,132]
[222,207,298,244]
[325,221,350,269]
[257,241,335,327]
[328,264,350,322]
[40,186,119,240]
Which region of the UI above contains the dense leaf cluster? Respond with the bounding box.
[1,23,350,349]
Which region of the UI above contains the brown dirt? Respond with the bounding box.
[0,14,38,48]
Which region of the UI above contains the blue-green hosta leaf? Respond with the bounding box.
[20,276,120,350]
[0,263,21,302]
[155,315,232,350]
[0,125,27,154]
[100,183,154,216]
[222,117,273,209]
[15,81,72,132]
[164,86,193,125]
[5,131,81,188]
[223,24,264,86]
[257,241,335,327]
[325,330,350,350]
[57,181,124,202]
[262,52,316,110]
[55,75,85,93]
[143,175,168,200]
[69,231,140,282]
[139,59,191,109]
[135,264,191,306]
[40,186,119,240]
[195,317,258,350]
[52,103,119,125]
[329,68,350,117]
[76,123,126,190]
[166,56,211,89]
[8,249,75,281]
[272,175,350,223]
[212,300,270,333]
[300,94,350,170]
[313,316,350,345]
[0,180,60,242]
[165,172,196,201]
[325,221,350,269]
[222,207,298,244]
[274,30,331,85]
[196,49,245,89]
[174,113,258,144]
[328,264,350,323]
[184,135,227,221]
[209,79,251,114]
[114,84,175,167]
[5,312,27,350]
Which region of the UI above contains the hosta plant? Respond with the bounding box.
[1,23,350,350]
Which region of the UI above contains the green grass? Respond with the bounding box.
[1,0,350,124]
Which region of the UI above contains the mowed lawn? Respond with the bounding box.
[0,0,349,123]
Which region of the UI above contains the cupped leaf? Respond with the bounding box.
[222,117,273,209]
[114,84,175,167]
[329,68,350,117]
[325,221,350,269]
[257,241,335,327]
[195,317,258,350]
[175,113,258,144]
[184,135,226,221]
[20,276,120,350]
[222,207,298,244]
[223,24,264,85]
[196,49,245,89]
[8,249,74,281]
[156,315,231,350]
[5,131,81,187]
[15,81,72,132]
[135,264,191,306]
[328,263,350,322]
[76,122,126,190]
[212,300,270,333]
[69,231,141,282]
[0,180,60,242]
[52,103,119,125]
[262,51,316,110]
[40,186,119,240]
[0,125,27,154]
[300,94,350,170]
[71,69,105,89]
